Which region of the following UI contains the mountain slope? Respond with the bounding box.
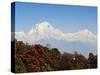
[15,21,97,44]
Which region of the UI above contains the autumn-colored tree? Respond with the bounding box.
[14,39,97,72]
[16,44,54,72]
[72,52,88,69]
[55,52,89,70]
[15,40,32,55]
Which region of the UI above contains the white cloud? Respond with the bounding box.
[14,21,97,44]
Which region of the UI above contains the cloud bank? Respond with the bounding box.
[14,21,97,44]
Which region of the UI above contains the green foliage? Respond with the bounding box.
[49,48,61,67]
[88,53,97,68]
[15,57,26,73]
[40,64,53,71]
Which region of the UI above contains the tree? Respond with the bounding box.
[73,52,88,69]
[55,52,73,70]
[88,53,97,68]
[15,57,26,73]
[49,48,61,68]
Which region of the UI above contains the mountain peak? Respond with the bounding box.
[39,21,49,25]
[15,21,96,44]
[29,21,51,34]
[33,21,52,33]
[35,21,50,28]
[82,29,89,32]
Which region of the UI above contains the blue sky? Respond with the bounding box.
[14,2,97,56]
[15,2,97,33]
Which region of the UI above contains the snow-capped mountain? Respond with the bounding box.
[15,21,97,44]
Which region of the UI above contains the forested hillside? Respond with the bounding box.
[12,39,97,73]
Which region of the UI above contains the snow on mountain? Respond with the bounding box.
[15,21,97,44]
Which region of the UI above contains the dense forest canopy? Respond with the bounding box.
[12,39,97,73]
